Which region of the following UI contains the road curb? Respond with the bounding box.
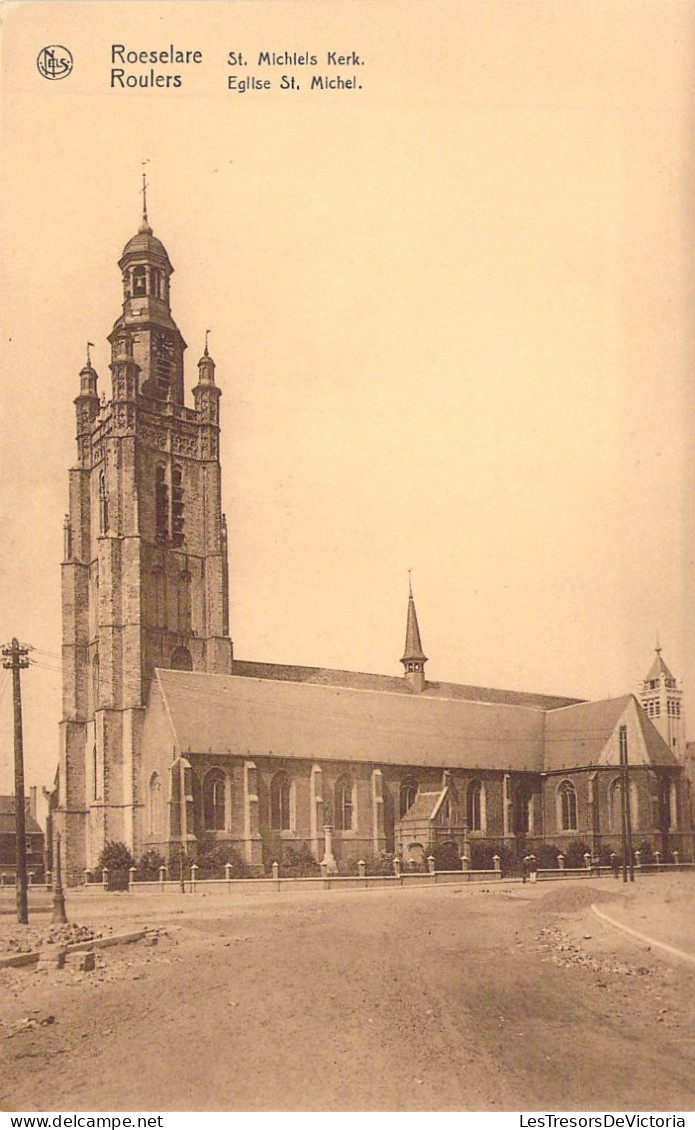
[590,904,695,966]
[0,928,148,969]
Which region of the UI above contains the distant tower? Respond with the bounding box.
[638,642,685,760]
[58,198,233,879]
[401,577,427,692]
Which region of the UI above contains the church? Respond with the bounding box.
[55,207,692,882]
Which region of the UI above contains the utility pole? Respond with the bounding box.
[619,724,635,883]
[2,639,30,923]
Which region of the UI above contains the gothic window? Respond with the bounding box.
[133,266,147,296]
[558,781,578,832]
[149,773,164,837]
[170,646,193,671]
[178,571,192,633]
[399,777,418,818]
[152,568,166,629]
[270,772,292,832]
[151,269,162,299]
[203,768,227,832]
[335,776,354,831]
[172,466,184,546]
[155,465,168,541]
[466,780,483,832]
[609,777,639,832]
[98,471,109,534]
[516,789,532,835]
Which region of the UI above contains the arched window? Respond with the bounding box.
[151,269,162,299]
[467,780,483,831]
[133,265,147,296]
[203,768,226,832]
[178,571,192,633]
[149,772,164,836]
[170,646,192,671]
[558,781,577,831]
[270,772,292,831]
[152,568,166,628]
[516,789,532,835]
[98,471,109,534]
[609,777,639,833]
[335,776,354,831]
[172,465,184,547]
[155,465,168,541]
[399,777,418,818]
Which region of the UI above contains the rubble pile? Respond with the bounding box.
[535,926,653,977]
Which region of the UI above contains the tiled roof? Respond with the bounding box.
[400,791,442,822]
[153,668,549,772]
[645,649,676,683]
[232,660,583,711]
[0,797,43,836]
[544,696,678,772]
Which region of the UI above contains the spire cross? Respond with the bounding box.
[408,568,413,599]
[141,168,148,223]
[204,329,211,356]
[86,341,95,366]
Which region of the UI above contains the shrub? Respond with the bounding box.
[137,849,166,880]
[562,839,592,869]
[432,840,462,871]
[97,841,135,891]
[537,843,560,869]
[275,843,321,877]
[198,846,250,879]
[347,851,396,876]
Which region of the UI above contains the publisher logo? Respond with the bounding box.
[37,45,73,81]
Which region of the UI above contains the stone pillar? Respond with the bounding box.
[558,854,565,870]
[584,852,592,873]
[462,855,470,872]
[492,854,501,874]
[159,864,167,890]
[102,868,109,890]
[243,761,262,870]
[310,765,324,861]
[128,866,137,891]
[190,862,198,891]
[358,859,366,879]
[272,861,280,881]
[393,857,401,881]
[427,855,436,875]
[321,825,338,875]
[634,850,642,870]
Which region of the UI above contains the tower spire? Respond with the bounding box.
[139,165,152,235]
[401,574,427,692]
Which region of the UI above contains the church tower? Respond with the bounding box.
[637,644,685,760]
[59,199,233,879]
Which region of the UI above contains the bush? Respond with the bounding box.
[432,840,462,871]
[273,843,321,877]
[347,851,396,876]
[197,846,250,879]
[137,849,166,880]
[537,843,560,869]
[562,839,592,869]
[97,841,135,891]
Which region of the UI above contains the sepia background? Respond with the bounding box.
[0,0,693,806]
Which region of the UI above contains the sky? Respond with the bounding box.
[0,0,694,807]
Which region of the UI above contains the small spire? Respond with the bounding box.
[86,341,95,367]
[204,329,211,357]
[139,164,153,235]
[655,631,661,655]
[400,578,427,682]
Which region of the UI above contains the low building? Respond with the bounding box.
[0,789,45,882]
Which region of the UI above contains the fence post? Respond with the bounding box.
[83,868,91,886]
[654,850,661,871]
[393,857,402,885]
[492,854,501,876]
[159,864,167,891]
[358,859,366,882]
[190,862,198,892]
[272,860,280,891]
[557,853,565,871]
[128,866,137,892]
[102,868,109,890]
[673,850,680,869]
[45,870,52,890]
[461,855,470,873]
[427,855,436,877]
[224,862,232,890]
[634,849,641,870]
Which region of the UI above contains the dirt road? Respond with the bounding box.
[1,879,693,1111]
